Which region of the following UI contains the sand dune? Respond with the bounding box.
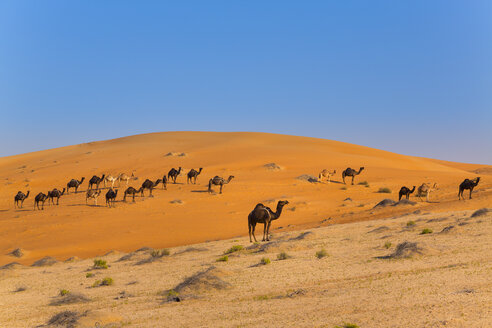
[0,131,491,266]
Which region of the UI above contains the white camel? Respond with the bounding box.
[318,169,336,183]
[118,172,137,187]
[417,183,439,202]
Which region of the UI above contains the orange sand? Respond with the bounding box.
[0,132,490,265]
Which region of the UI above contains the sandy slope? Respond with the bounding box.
[1,209,491,327]
[0,131,490,266]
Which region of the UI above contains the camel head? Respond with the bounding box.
[198,168,203,174]
[155,179,163,186]
[61,188,66,195]
[227,175,235,182]
[359,167,365,173]
[26,191,30,198]
[474,177,481,185]
[432,183,439,190]
[277,200,289,208]
[101,174,105,181]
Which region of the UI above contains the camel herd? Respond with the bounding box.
[11,164,483,242]
[12,167,236,210]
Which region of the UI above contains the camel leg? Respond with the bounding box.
[262,223,267,241]
[266,221,272,241]
[133,193,136,202]
[352,176,355,185]
[248,223,252,242]
[220,184,223,194]
[251,224,257,242]
[469,188,473,199]
[342,175,346,184]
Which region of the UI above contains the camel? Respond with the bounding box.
[104,175,119,189]
[48,188,65,205]
[86,189,101,206]
[14,191,30,208]
[187,168,203,184]
[398,186,416,201]
[248,200,289,242]
[342,167,364,185]
[141,179,162,197]
[168,167,182,184]
[161,175,168,190]
[123,187,143,202]
[318,169,336,183]
[118,172,137,187]
[34,192,49,210]
[67,177,84,194]
[88,174,105,190]
[105,188,118,207]
[208,176,234,194]
[458,177,480,200]
[417,183,439,202]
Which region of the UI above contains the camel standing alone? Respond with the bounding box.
[187,168,203,184]
[458,177,480,200]
[318,169,336,183]
[67,177,85,194]
[398,186,416,201]
[34,192,49,210]
[86,189,102,206]
[88,174,105,190]
[14,191,30,208]
[168,167,182,184]
[248,200,289,242]
[208,176,234,194]
[342,167,364,185]
[417,183,439,202]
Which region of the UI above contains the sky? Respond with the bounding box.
[1,1,491,163]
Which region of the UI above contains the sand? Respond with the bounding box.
[0,131,490,267]
[0,209,490,327]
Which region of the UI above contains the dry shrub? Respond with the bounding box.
[166,266,231,299]
[32,256,58,267]
[385,241,423,259]
[50,292,91,306]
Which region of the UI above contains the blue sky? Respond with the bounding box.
[1,1,491,163]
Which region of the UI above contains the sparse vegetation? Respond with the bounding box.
[378,187,391,193]
[59,289,70,296]
[93,259,108,269]
[86,272,94,278]
[13,286,27,292]
[315,249,328,259]
[277,252,291,260]
[216,255,228,262]
[335,324,360,328]
[420,228,433,234]
[358,181,369,186]
[224,245,243,254]
[406,220,416,227]
[260,257,271,265]
[151,249,170,258]
[92,277,114,287]
[341,186,347,190]
[384,242,392,249]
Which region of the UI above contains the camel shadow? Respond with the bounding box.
[191,190,209,193]
[321,180,344,184]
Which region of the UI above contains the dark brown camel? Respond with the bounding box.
[67,177,85,194]
[34,192,49,210]
[88,174,105,190]
[342,167,365,185]
[105,188,118,207]
[168,167,182,184]
[14,191,30,208]
[161,175,168,190]
[458,177,480,200]
[123,187,143,202]
[248,200,289,242]
[187,168,203,184]
[141,179,162,197]
[208,176,234,194]
[48,188,65,205]
[398,186,416,201]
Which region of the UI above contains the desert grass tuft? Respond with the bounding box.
[260,257,271,265]
[93,259,108,269]
[277,252,291,260]
[420,228,433,234]
[315,249,328,259]
[377,187,391,193]
[216,255,228,262]
[224,245,243,254]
